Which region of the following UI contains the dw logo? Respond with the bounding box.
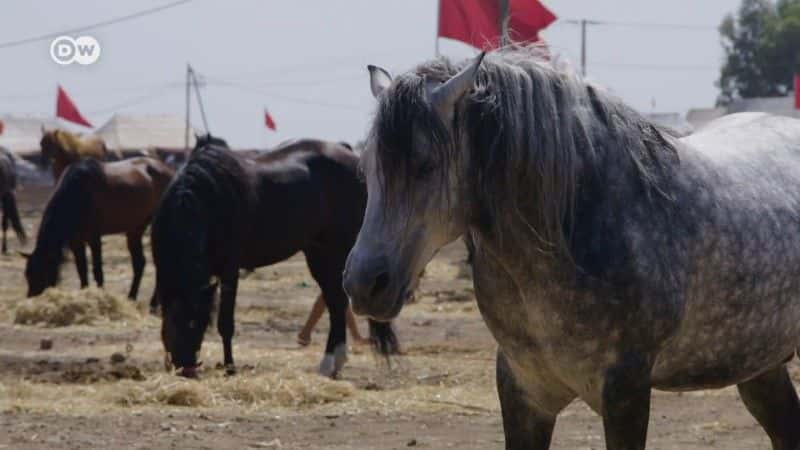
[50,35,101,65]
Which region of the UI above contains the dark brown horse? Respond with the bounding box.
[0,146,26,253]
[24,157,174,299]
[39,129,114,181]
[151,135,398,379]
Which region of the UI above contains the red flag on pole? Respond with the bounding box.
[264,108,277,131]
[56,85,93,128]
[438,0,501,50]
[438,0,556,50]
[507,0,557,44]
[795,74,800,110]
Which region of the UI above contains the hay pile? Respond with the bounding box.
[14,287,142,327]
[109,370,355,409]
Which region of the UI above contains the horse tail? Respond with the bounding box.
[2,192,26,244]
[368,319,401,357]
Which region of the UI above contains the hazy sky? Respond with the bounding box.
[0,0,741,148]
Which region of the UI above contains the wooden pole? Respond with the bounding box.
[435,1,441,57]
[499,0,510,47]
[581,19,587,76]
[184,63,191,152]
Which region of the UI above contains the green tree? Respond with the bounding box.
[718,0,800,104]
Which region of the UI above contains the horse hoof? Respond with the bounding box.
[318,344,348,379]
[224,364,237,376]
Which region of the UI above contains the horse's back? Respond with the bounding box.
[682,113,800,161]
[240,141,364,267]
[92,157,172,233]
[649,113,800,388]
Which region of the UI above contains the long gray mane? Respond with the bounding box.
[371,46,679,258]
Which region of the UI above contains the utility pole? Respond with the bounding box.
[499,0,510,47]
[184,63,191,152]
[435,1,441,57]
[580,19,587,76]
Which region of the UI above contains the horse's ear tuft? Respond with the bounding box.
[368,65,392,98]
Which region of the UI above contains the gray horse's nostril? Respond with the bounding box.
[371,272,390,297]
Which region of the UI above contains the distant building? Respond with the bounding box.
[0,115,58,156]
[687,95,800,131]
[645,112,694,136]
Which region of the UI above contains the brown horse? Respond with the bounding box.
[23,157,174,299]
[0,146,26,253]
[39,128,116,181]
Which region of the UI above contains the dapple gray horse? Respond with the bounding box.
[344,47,800,449]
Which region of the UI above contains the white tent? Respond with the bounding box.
[94,113,197,152]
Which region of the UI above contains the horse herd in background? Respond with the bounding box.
[4,127,398,381]
[7,47,800,448]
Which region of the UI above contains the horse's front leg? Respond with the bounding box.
[319,290,348,378]
[125,231,145,300]
[600,352,653,450]
[497,351,574,450]
[218,274,238,375]
[69,241,89,288]
[88,236,103,287]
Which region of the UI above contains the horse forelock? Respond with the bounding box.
[371,47,679,260]
[370,64,454,214]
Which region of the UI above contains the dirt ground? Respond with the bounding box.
[0,185,795,449]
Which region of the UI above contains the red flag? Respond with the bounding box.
[56,85,93,128]
[507,0,557,44]
[438,0,556,50]
[795,74,800,110]
[264,108,277,131]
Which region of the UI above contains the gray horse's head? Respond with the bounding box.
[343,53,485,321]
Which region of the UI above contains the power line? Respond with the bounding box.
[205,78,364,111]
[88,86,180,114]
[0,0,194,50]
[557,18,716,32]
[0,81,183,102]
[590,61,718,72]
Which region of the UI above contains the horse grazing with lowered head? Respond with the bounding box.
[24,157,174,299]
[0,147,26,253]
[345,47,800,449]
[39,128,115,181]
[151,135,398,379]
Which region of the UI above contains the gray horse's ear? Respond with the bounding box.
[368,65,392,98]
[429,51,486,122]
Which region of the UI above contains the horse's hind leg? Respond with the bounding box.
[69,242,89,288]
[217,274,238,375]
[89,236,104,287]
[737,364,800,450]
[126,232,145,300]
[497,351,574,450]
[304,247,348,378]
[2,205,8,254]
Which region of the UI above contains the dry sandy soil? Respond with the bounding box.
[0,185,796,449]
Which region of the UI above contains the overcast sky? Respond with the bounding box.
[0,0,741,148]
